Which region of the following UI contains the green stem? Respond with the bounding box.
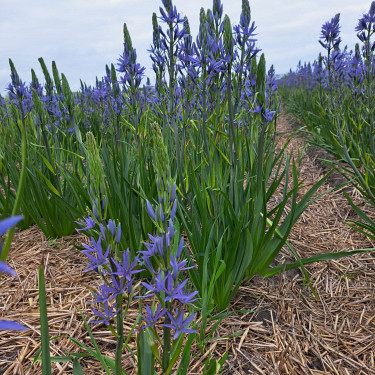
[39,263,52,375]
[233,44,246,115]
[115,293,124,375]
[162,305,171,373]
[1,116,27,262]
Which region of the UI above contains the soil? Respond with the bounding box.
[1,113,375,374]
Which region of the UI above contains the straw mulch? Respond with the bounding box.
[1,114,375,374]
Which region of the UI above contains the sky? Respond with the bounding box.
[0,0,372,94]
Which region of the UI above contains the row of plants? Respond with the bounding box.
[280,2,375,242]
[2,0,374,373]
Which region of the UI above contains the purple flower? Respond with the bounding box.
[159,5,186,25]
[101,274,130,300]
[0,261,17,277]
[169,183,176,202]
[0,216,23,237]
[355,2,375,33]
[91,301,120,325]
[82,237,110,272]
[143,304,166,328]
[0,216,23,255]
[76,216,96,232]
[142,271,166,296]
[263,108,276,123]
[116,223,121,244]
[111,250,142,282]
[99,224,106,241]
[107,220,116,237]
[319,14,341,50]
[146,200,157,221]
[170,255,193,281]
[160,274,198,304]
[250,105,262,114]
[0,216,25,331]
[170,199,177,221]
[91,284,112,304]
[213,0,223,20]
[0,320,27,331]
[163,309,196,340]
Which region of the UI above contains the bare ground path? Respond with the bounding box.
[1,113,375,374]
[221,113,375,374]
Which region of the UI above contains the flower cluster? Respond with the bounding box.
[140,185,197,339]
[78,181,197,340]
[319,13,341,51]
[7,73,32,115]
[117,23,146,90]
[356,1,375,37]
[77,215,141,324]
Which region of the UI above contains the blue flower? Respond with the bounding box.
[146,200,157,221]
[143,304,166,328]
[0,320,27,331]
[91,301,120,325]
[0,261,17,277]
[159,5,186,25]
[263,108,276,123]
[141,271,166,296]
[100,274,131,300]
[76,216,96,232]
[111,250,142,282]
[319,14,341,50]
[0,216,23,255]
[0,216,23,237]
[163,309,196,340]
[0,216,25,332]
[82,237,110,272]
[355,2,375,33]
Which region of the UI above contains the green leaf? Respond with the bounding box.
[137,328,155,375]
[263,248,375,278]
[203,352,228,375]
[27,158,61,197]
[38,264,52,375]
[73,358,84,375]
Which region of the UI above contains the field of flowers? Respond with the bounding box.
[1,0,375,374]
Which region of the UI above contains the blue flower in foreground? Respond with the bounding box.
[82,237,110,272]
[0,320,27,331]
[0,216,26,331]
[164,309,196,340]
[111,250,143,285]
[143,304,166,328]
[141,271,166,296]
[0,261,17,277]
[91,301,120,325]
[0,216,23,255]
[0,216,23,237]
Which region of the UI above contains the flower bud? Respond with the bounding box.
[223,15,233,54]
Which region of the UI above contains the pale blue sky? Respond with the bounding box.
[0,0,372,93]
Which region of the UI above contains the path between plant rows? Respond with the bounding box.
[1,113,375,375]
